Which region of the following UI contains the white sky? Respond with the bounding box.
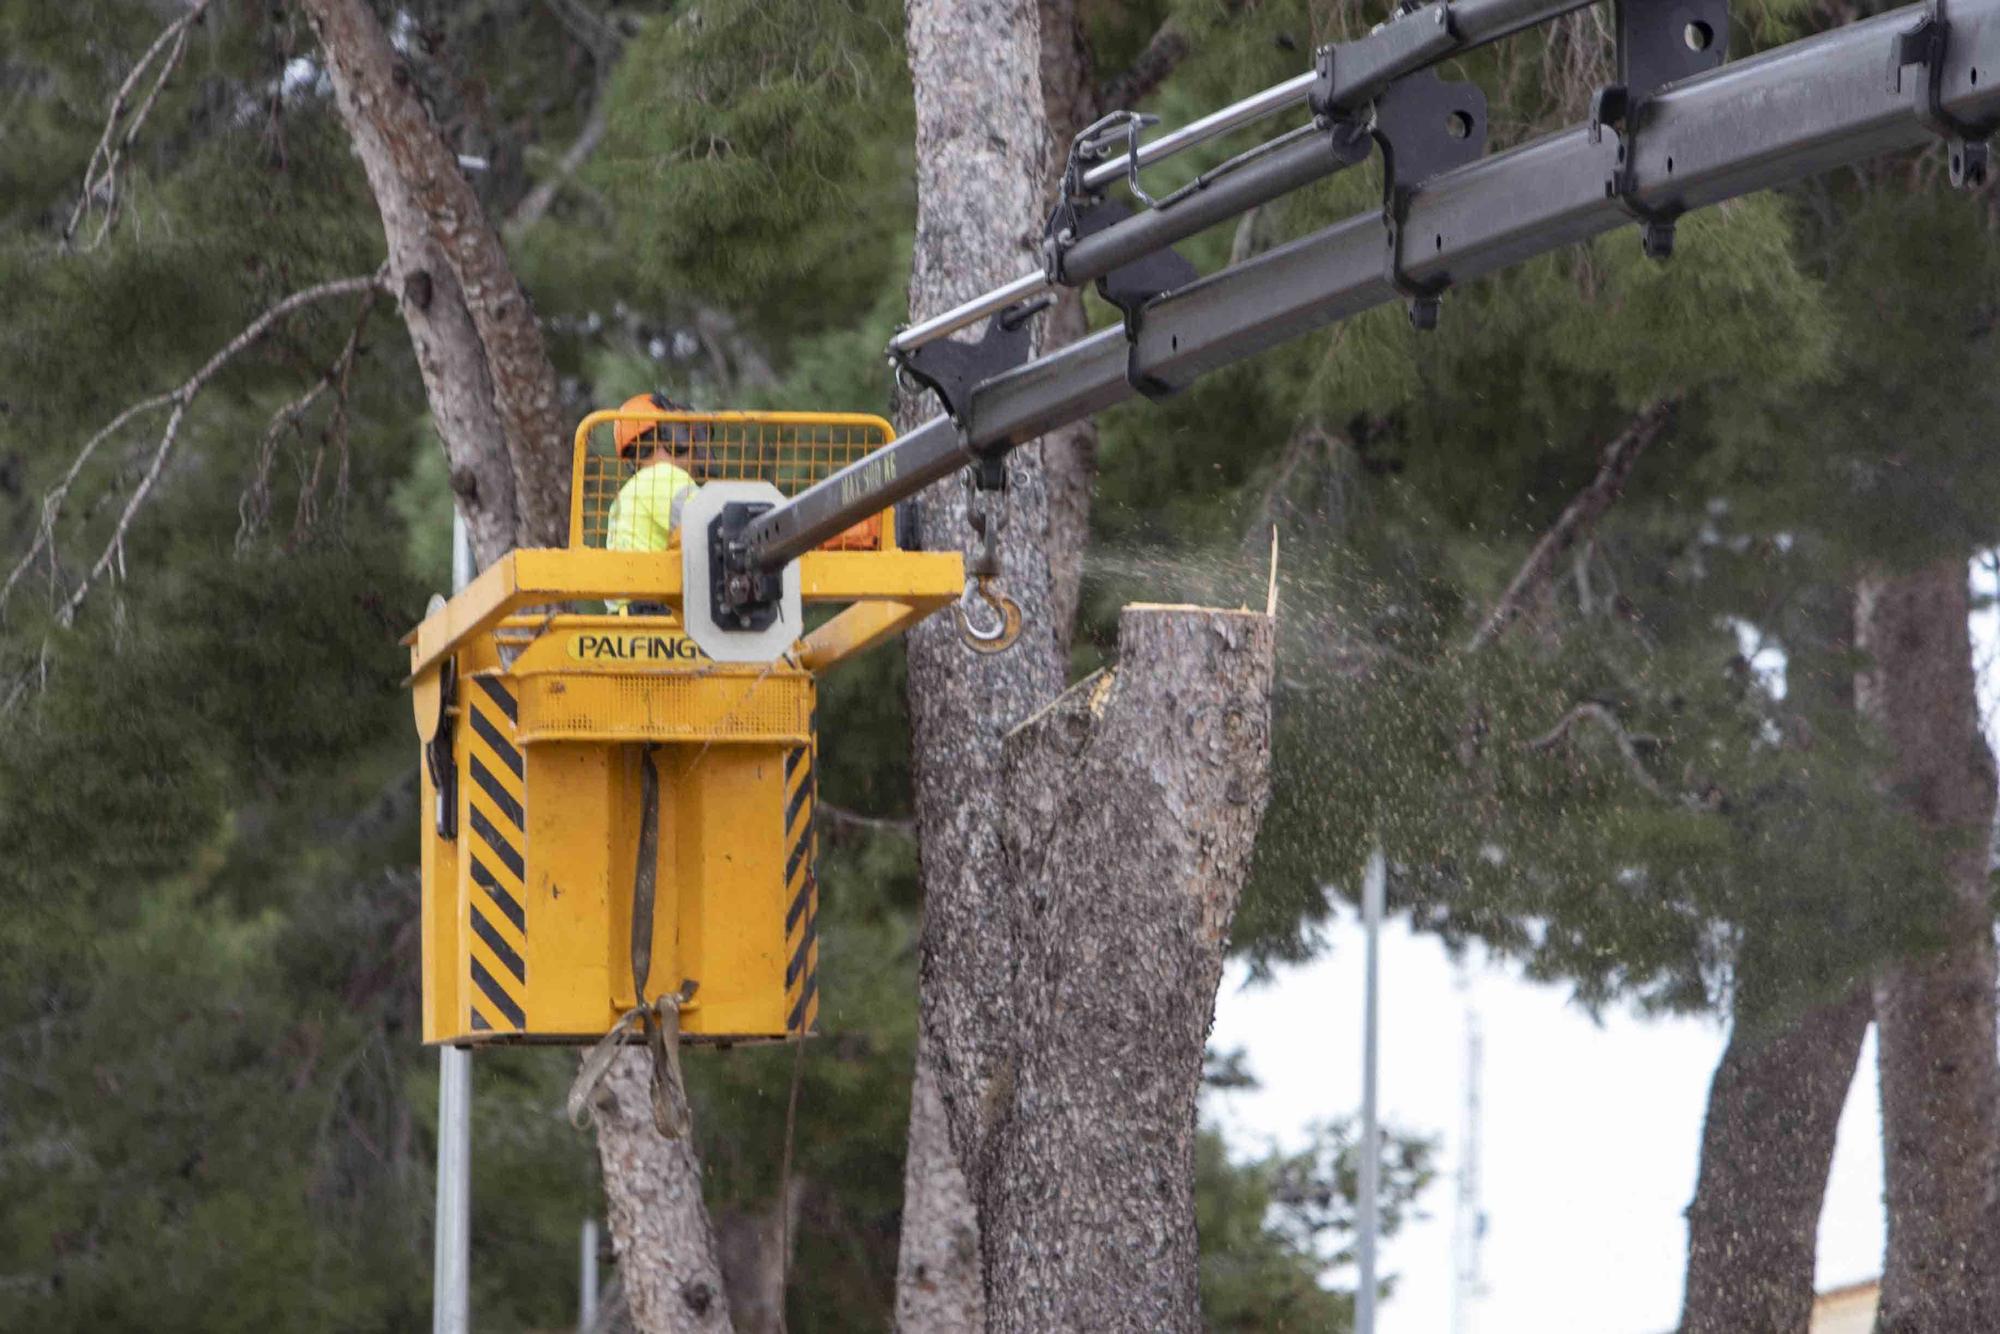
[1207,558,2000,1333]
[1209,926,1886,1334]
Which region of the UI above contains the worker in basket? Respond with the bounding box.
[607,392,707,614]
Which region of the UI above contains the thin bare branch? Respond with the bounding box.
[0,269,388,646]
[818,802,916,839]
[1097,0,1254,109]
[1098,21,1190,110]
[1527,701,1666,797]
[1466,397,1678,653]
[508,0,623,233]
[62,0,212,252]
[0,393,175,617]
[542,0,622,58]
[237,294,378,550]
[507,104,611,233]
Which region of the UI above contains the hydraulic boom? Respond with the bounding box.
[708,0,1999,628]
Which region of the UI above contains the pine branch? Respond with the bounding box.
[61,0,212,253]
[1097,0,1249,110]
[1097,22,1190,111]
[508,0,623,233]
[0,268,389,648]
[0,393,175,617]
[1526,701,1666,797]
[1465,397,1678,653]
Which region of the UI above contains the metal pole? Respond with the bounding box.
[579,1218,600,1332]
[433,513,475,1334]
[1451,965,1486,1334]
[1358,844,1385,1334]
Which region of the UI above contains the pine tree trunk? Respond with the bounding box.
[1678,977,1870,1334]
[1679,591,1870,1334]
[300,0,568,568]
[895,1048,985,1331]
[1036,0,1099,643]
[895,4,1280,1326]
[1854,560,2000,1331]
[893,0,1057,1322]
[984,607,1275,1331]
[596,1054,735,1333]
[892,3,1107,1311]
[302,5,735,1329]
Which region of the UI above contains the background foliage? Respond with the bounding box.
[2,0,1989,1326]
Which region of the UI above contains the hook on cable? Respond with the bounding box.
[954,575,1023,653]
[954,471,1025,654]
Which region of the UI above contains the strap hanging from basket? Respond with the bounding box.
[567,745,697,1138]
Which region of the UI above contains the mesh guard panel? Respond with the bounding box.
[574,412,893,553]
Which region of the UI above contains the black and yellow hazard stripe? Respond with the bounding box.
[463,675,529,1033]
[783,714,819,1035]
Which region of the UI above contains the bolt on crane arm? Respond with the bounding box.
[723,0,2000,587]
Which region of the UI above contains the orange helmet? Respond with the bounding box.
[614,392,698,457]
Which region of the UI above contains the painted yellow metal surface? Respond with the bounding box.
[404,547,962,678]
[413,409,954,1045]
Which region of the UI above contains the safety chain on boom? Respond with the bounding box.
[1589,0,1730,260]
[1044,112,1202,400]
[1891,0,1996,187]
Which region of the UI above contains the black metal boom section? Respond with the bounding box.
[721,0,2000,601]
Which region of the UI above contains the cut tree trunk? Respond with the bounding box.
[894,5,1283,1326]
[1678,977,1871,1334]
[984,606,1275,1331]
[1854,560,2000,1332]
[302,4,735,1330]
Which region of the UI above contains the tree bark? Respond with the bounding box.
[1037,0,1099,647]
[895,5,1282,1326]
[302,5,734,1330]
[1678,589,1871,1334]
[713,1181,801,1334]
[1678,978,1871,1334]
[1854,560,2000,1332]
[985,606,1275,1331]
[301,0,569,569]
[894,0,1057,1323]
[895,1047,986,1331]
[595,1053,735,1333]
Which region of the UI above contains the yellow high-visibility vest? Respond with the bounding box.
[606,461,698,553]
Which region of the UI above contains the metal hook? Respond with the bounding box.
[1070,109,1163,207]
[954,575,1023,653]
